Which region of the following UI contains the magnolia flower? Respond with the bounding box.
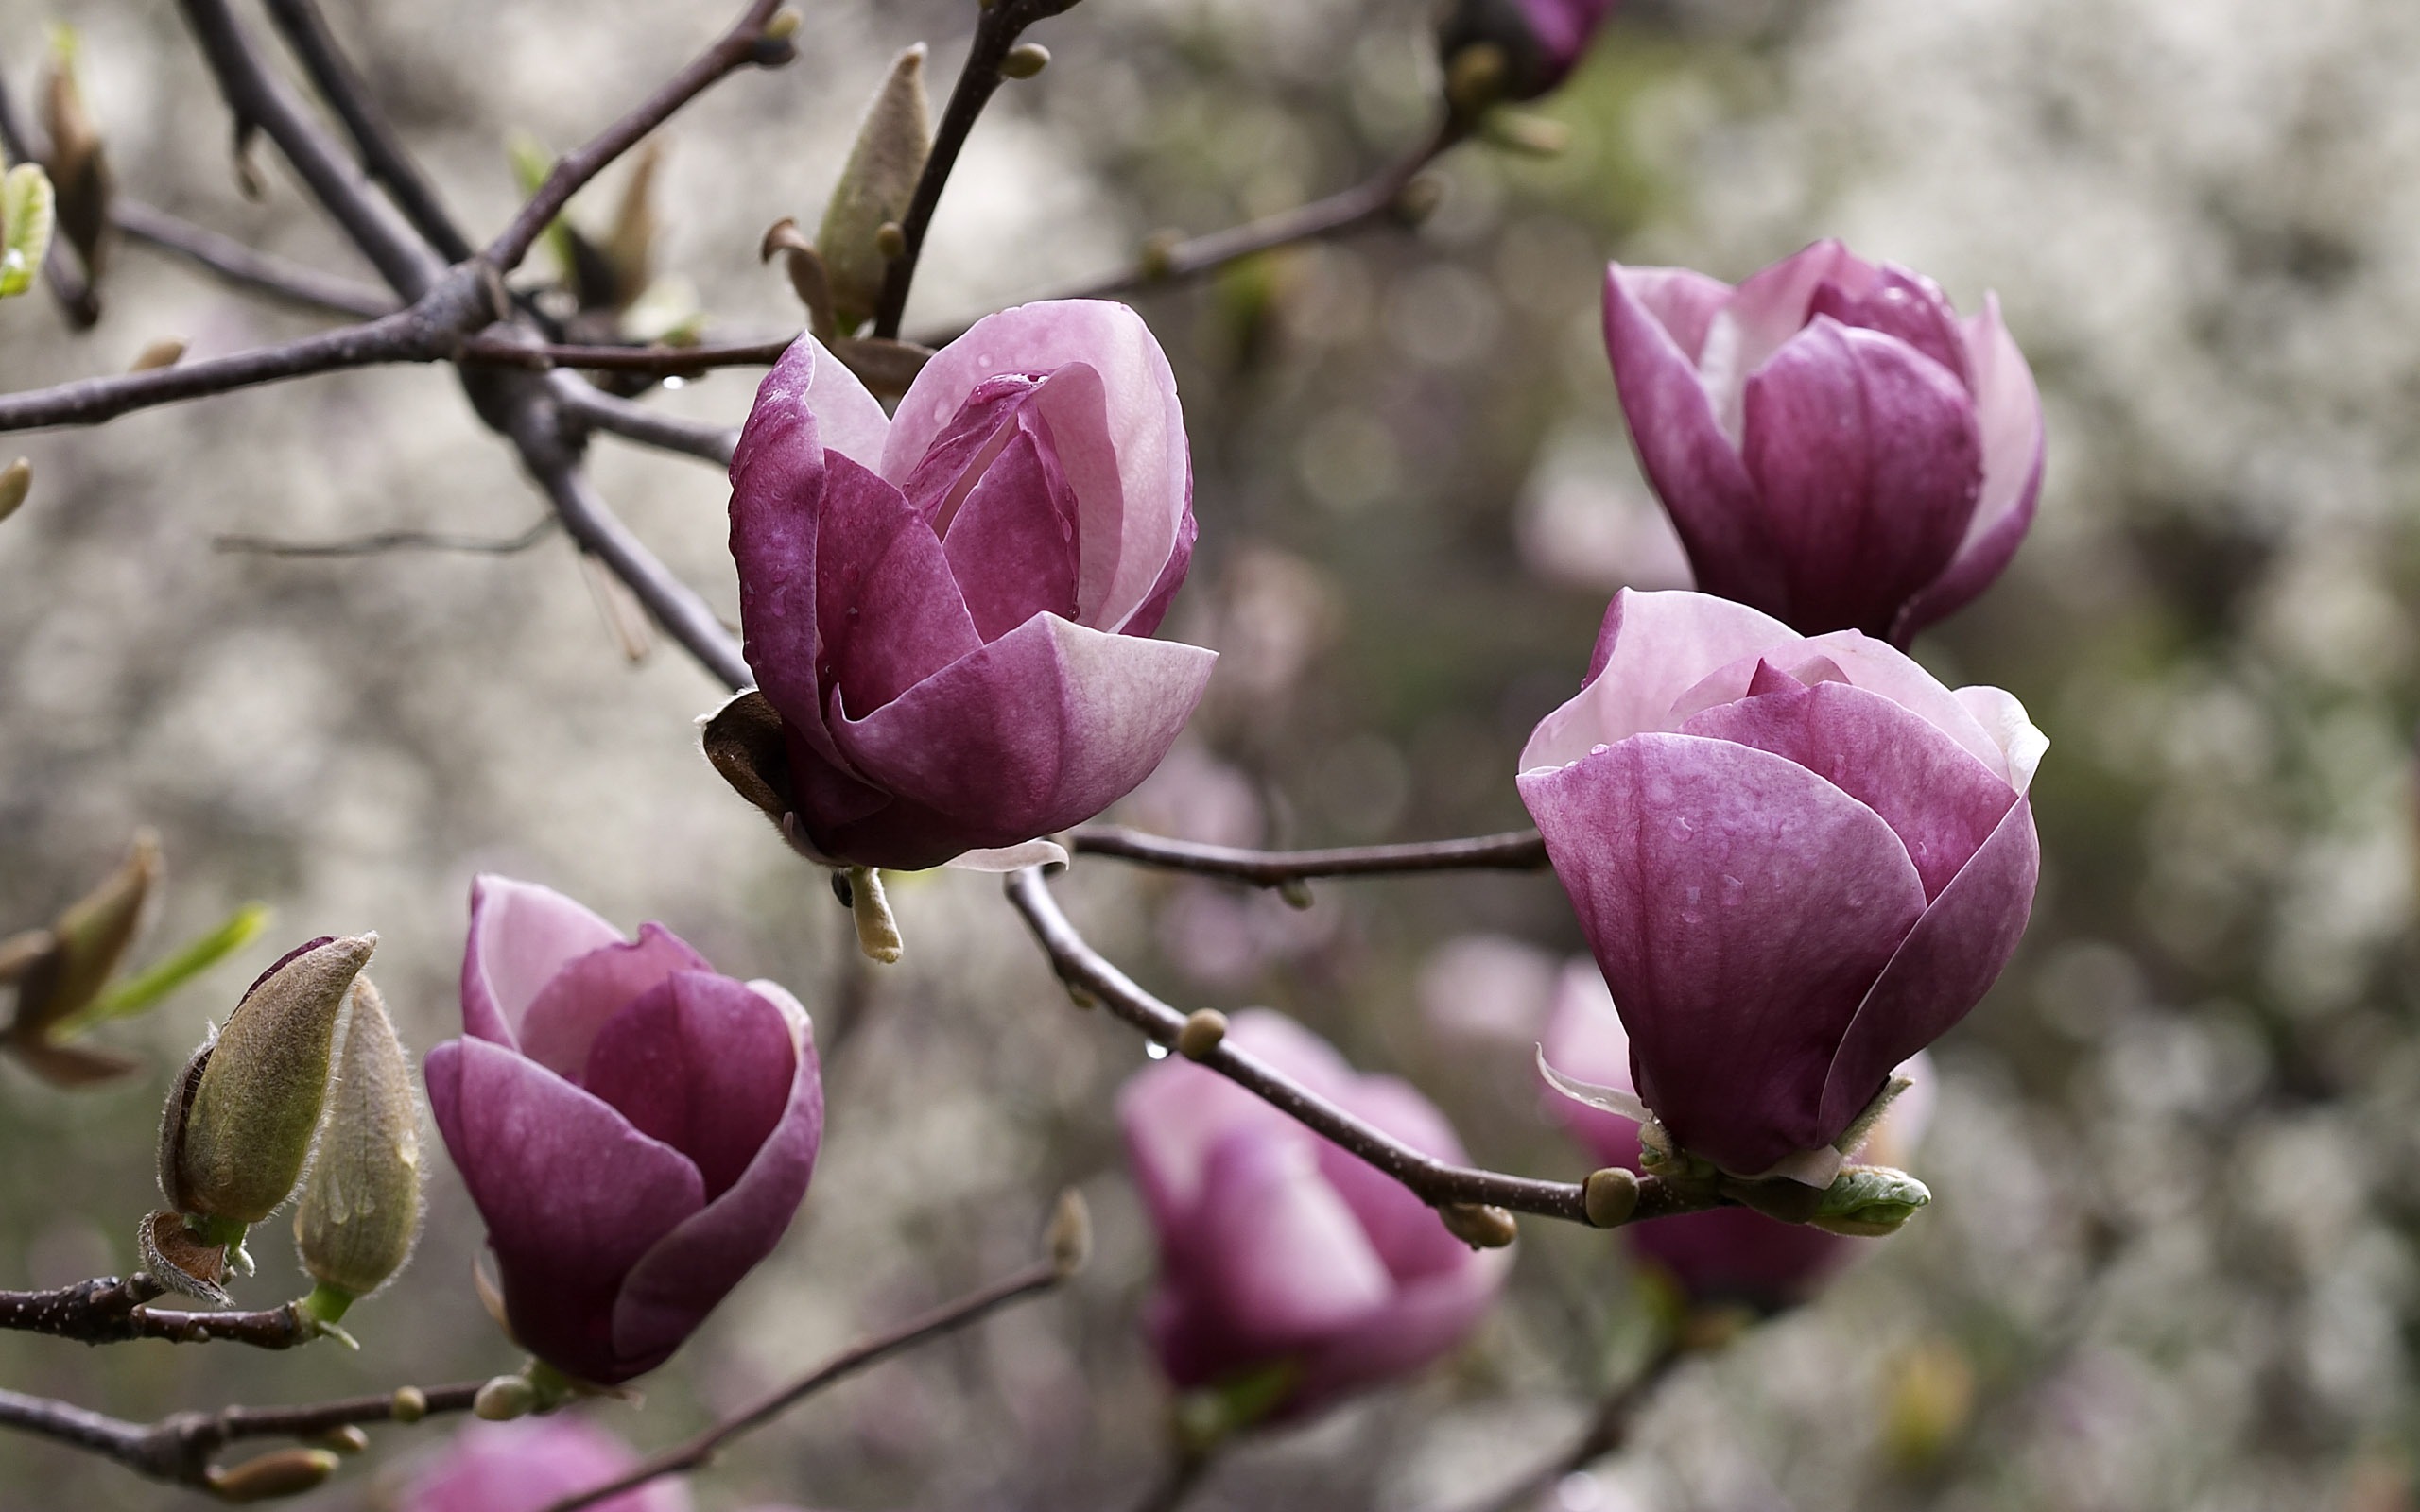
[401,1417,688,1512]
[425,877,823,1384]
[1119,1011,1511,1418]
[1544,961,1935,1310]
[722,300,1216,870]
[1438,0,1621,102]
[1518,589,2040,1180]
[1603,241,2044,644]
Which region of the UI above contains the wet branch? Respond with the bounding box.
[0,1274,321,1349]
[1069,824,1547,885]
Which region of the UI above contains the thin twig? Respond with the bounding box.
[548,373,738,465]
[487,0,794,274]
[871,0,1082,339]
[538,1259,1066,1512]
[1004,867,1714,1229]
[1444,1344,1687,1512]
[175,0,444,299]
[113,198,397,319]
[261,0,475,261]
[1070,825,1547,885]
[0,1379,480,1488]
[0,1274,320,1349]
[459,333,792,375]
[213,516,557,558]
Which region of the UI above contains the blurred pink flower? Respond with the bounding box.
[401,1417,686,1512]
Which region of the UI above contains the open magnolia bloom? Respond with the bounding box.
[425,877,823,1385]
[1119,1011,1511,1418]
[719,299,1216,871]
[1604,240,2044,644]
[1545,960,1936,1310]
[1517,589,2040,1181]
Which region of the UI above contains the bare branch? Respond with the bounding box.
[1442,1344,1687,1512]
[0,1274,323,1349]
[113,198,396,319]
[487,1,795,274]
[459,333,792,375]
[550,373,737,465]
[175,0,444,298]
[1004,868,1718,1229]
[1070,824,1547,885]
[0,1378,479,1488]
[538,1257,1066,1512]
[261,0,475,262]
[213,517,556,558]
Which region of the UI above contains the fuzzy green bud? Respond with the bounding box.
[293,975,423,1300]
[162,934,374,1225]
[816,44,930,335]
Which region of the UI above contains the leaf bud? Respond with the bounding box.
[163,934,375,1226]
[389,1386,428,1424]
[1000,43,1050,79]
[473,1374,538,1421]
[0,163,53,300]
[39,26,110,282]
[306,1425,370,1455]
[1582,1165,1639,1228]
[130,336,187,372]
[293,975,424,1303]
[1438,1201,1519,1249]
[205,1448,338,1503]
[1175,1008,1227,1061]
[816,45,931,335]
[0,457,26,520]
[6,830,157,1083]
[1046,1187,1092,1278]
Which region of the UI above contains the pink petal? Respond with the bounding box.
[1604,267,1787,613]
[1119,489,1198,639]
[1310,1074,1482,1282]
[942,424,1080,641]
[1807,264,1970,388]
[1895,293,2045,640]
[1818,797,2037,1134]
[579,971,797,1198]
[403,1417,691,1512]
[1539,961,1641,1171]
[1519,588,1796,772]
[895,373,1041,528]
[614,981,823,1369]
[832,612,1215,840]
[1679,678,2015,898]
[1517,735,1928,1174]
[516,924,711,1085]
[1612,266,1735,365]
[889,301,1189,634]
[1188,1127,1393,1354]
[1740,318,1983,637]
[1294,1243,1511,1409]
[1697,239,1867,436]
[1117,1019,1321,1232]
[424,1039,703,1384]
[1793,631,2014,782]
[815,454,982,717]
[1953,684,2048,795]
[461,875,625,1049]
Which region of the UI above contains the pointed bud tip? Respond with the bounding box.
[1046,1188,1092,1277]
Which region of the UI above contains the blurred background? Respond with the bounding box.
[1,0,2416,1506]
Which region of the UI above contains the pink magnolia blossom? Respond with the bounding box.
[1118,1012,1511,1416]
[401,1417,687,1512]
[1544,961,1935,1310]
[1603,241,2044,644]
[1517,589,2039,1179]
[729,300,1215,869]
[425,877,823,1384]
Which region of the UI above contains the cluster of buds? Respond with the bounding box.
[149,933,423,1315]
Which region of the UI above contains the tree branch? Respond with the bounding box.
[870,0,1082,339]
[213,516,557,558]
[0,1274,322,1349]
[458,333,792,375]
[1004,867,1715,1229]
[260,0,475,262]
[0,1378,479,1488]
[549,373,737,465]
[1443,1344,1687,1512]
[538,1257,1067,1512]
[113,198,397,320]
[486,1,795,274]
[1069,825,1547,885]
[175,0,445,299]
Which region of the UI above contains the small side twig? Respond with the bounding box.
[113,198,397,320]
[458,333,793,375]
[487,0,794,274]
[0,1378,479,1489]
[1069,825,1547,885]
[548,373,737,465]
[213,516,557,558]
[0,1274,321,1349]
[1444,1344,1687,1512]
[538,1255,1070,1512]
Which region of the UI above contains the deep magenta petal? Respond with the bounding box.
[894,372,1040,526]
[1807,264,1970,388]
[942,424,1080,641]
[813,454,982,717]
[732,342,835,750]
[579,971,797,1199]
[1740,318,1983,636]
[461,875,625,1050]
[516,923,711,1085]
[1518,735,1928,1173]
[425,1039,704,1384]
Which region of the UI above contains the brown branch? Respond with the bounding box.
[458,333,792,375]
[1005,867,1715,1229]
[113,198,397,319]
[261,0,475,262]
[870,0,1084,339]
[0,1274,321,1349]
[549,373,737,465]
[0,1378,479,1488]
[487,1,795,274]
[538,1258,1067,1512]
[1069,825,1547,885]
[213,516,557,558]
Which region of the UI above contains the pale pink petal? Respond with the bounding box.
[1188,1129,1393,1354]
[1614,266,1736,365]
[1895,293,2046,639]
[1952,684,2048,794]
[462,875,625,1049]
[1519,588,1797,772]
[1696,240,1865,436]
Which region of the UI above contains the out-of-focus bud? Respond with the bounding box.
[294,976,423,1313]
[473,1375,539,1422]
[0,159,54,299]
[205,1447,339,1503]
[816,45,930,335]
[0,457,28,519]
[1879,1335,1976,1470]
[1046,1187,1092,1278]
[1436,0,1619,113]
[39,26,110,283]
[162,935,375,1229]
[3,832,158,1085]
[603,142,661,314]
[129,336,186,372]
[1000,43,1049,79]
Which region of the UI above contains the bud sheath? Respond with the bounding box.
[294,975,423,1300]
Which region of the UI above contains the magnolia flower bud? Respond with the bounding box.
[39,26,109,283]
[162,934,375,1228]
[816,44,930,335]
[4,830,157,1084]
[293,976,423,1307]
